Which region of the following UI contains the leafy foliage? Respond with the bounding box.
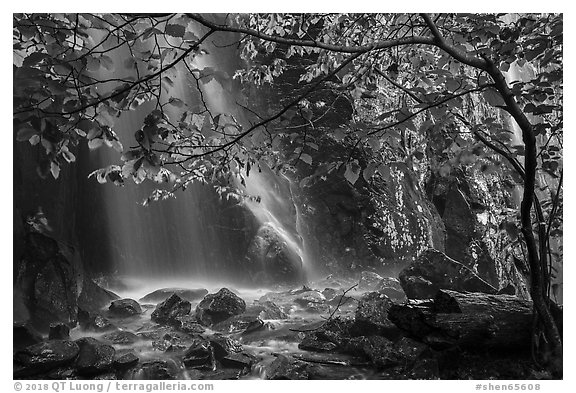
[13,13,563,367]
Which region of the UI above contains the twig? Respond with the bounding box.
[289,283,358,333]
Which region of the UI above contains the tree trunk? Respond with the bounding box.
[389,290,533,350]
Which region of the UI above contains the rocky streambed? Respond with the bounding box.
[13,271,549,380]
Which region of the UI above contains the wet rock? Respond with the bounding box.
[44,367,77,379]
[209,334,243,360]
[266,354,317,380]
[14,340,79,377]
[247,300,288,319]
[183,337,215,370]
[358,271,384,291]
[15,233,79,330]
[113,352,139,371]
[352,292,401,339]
[376,277,406,301]
[74,337,115,376]
[78,309,117,332]
[321,288,338,301]
[196,288,246,326]
[292,289,328,313]
[94,372,117,380]
[318,317,355,347]
[344,336,400,368]
[152,331,190,353]
[49,323,70,340]
[13,322,42,350]
[151,294,191,325]
[220,352,255,370]
[394,337,431,363]
[299,334,338,352]
[108,299,142,317]
[212,314,264,334]
[399,249,498,299]
[200,369,243,379]
[409,357,440,379]
[293,290,326,307]
[125,360,179,380]
[175,315,206,335]
[103,331,140,345]
[246,223,305,285]
[140,288,209,304]
[78,278,120,313]
[242,318,266,334]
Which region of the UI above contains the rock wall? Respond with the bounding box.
[293,147,445,276]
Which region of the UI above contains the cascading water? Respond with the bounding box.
[89,20,307,288]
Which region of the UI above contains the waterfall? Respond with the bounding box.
[88,20,306,286]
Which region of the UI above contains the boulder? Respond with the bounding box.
[183,337,215,370]
[74,337,115,376]
[209,335,243,360]
[220,352,255,370]
[108,299,142,317]
[124,360,179,380]
[247,300,288,320]
[14,340,79,377]
[77,278,120,313]
[49,323,70,340]
[352,292,400,339]
[266,354,318,380]
[113,352,139,371]
[376,277,406,301]
[298,334,338,352]
[196,288,246,326]
[152,331,191,353]
[151,294,191,325]
[212,315,263,334]
[78,309,117,332]
[398,249,498,299]
[245,223,305,285]
[393,337,432,363]
[15,233,79,330]
[13,322,43,350]
[409,358,440,379]
[358,271,384,291]
[293,290,326,307]
[103,331,140,345]
[174,316,206,335]
[344,335,400,368]
[139,288,209,304]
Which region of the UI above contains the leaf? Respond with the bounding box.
[88,138,104,150]
[100,55,114,71]
[344,160,360,185]
[168,97,185,108]
[439,164,452,177]
[483,88,506,107]
[300,153,313,165]
[367,137,381,151]
[445,79,460,92]
[29,134,41,145]
[165,23,185,38]
[332,128,346,141]
[16,127,37,142]
[50,161,60,179]
[162,76,174,87]
[62,149,76,163]
[124,57,137,69]
[363,162,379,182]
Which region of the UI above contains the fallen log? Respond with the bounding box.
[388,290,533,350]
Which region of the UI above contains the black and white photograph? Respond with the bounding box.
[11,8,565,384]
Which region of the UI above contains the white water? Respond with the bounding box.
[89,18,307,285]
